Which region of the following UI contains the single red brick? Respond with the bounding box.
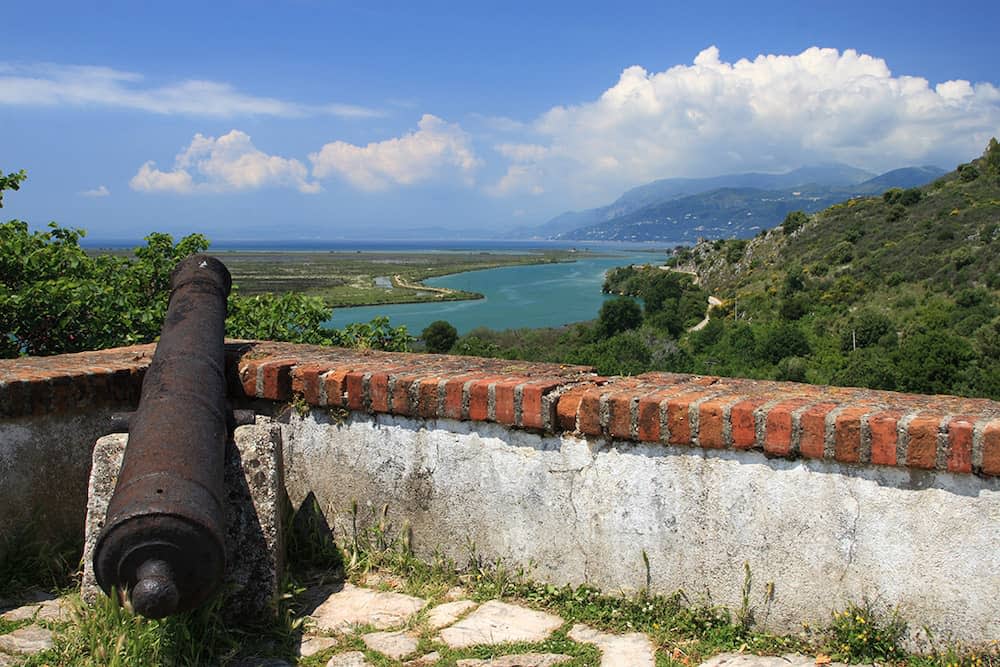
[608,392,635,440]
[799,402,837,459]
[368,372,391,412]
[417,378,441,418]
[906,415,942,470]
[764,399,809,457]
[576,388,605,436]
[980,421,1000,476]
[555,386,587,432]
[323,369,351,407]
[442,376,471,420]
[391,376,417,415]
[834,406,871,463]
[947,417,975,474]
[519,380,562,430]
[260,359,297,401]
[730,398,768,449]
[494,379,519,425]
[667,391,712,446]
[468,378,496,422]
[698,399,727,449]
[291,364,325,405]
[636,396,663,442]
[345,371,366,411]
[867,411,901,466]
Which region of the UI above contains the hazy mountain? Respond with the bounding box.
[551,166,944,242]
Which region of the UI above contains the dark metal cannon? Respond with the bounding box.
[93,254,233,618]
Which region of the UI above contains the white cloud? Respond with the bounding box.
[80,185,110,197]
[491,46,1000,200]
[130,130,320,194]
[0,62,384,118]
[310,114,481,190]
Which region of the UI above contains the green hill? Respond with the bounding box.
[672,139,1000,398]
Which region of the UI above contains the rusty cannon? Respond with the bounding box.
[93,254,236,619]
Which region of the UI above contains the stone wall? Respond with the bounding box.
[2,341,1000,643]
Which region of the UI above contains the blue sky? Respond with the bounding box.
[2,0,999,241]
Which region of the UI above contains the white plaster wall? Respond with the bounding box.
[281,411,1000,645]
[0,410,120,555]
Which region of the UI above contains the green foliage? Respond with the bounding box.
[725,239,748,264]
[331,316,411,352]
[958,163,980,182]
[896,330,975,395]
[0,169,27,208]
[823,599,907,663]
[840,309,895,352]
[567,331,652,376]
[452,333,502,358]
[597,297,642,338]
[226,292,335,345]
[781,210,808,235]
[759,323,810,364]
[421,319,458,353]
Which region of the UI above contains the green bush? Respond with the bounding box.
[824,600,907,663]
[421,320,458,353]
[597,297,642,338]
[781,210,808,235]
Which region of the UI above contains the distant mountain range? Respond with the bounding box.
[517,165,946,242]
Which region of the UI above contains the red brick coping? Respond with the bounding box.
[3,341,1000,477]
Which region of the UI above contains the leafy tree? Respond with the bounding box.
[895,331,975,395]
[567,331,652,376]
[421,320,458,353]
[596,297,642,338]
[759,323,810,364]
[781,210,808,235]
[840,309,895,352]
[0,169,26,208]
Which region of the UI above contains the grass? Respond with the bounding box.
[5,507,1000,666]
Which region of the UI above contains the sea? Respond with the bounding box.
[84,238,678,335]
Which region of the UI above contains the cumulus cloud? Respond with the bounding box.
[130,130,320,194]
[0,62,384,118]
[80,185,110,197]
[310,114,481,190]
[491,46,1000,200]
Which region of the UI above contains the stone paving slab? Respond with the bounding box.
[403,651,441,666]
[325,651,373,667]
[299,634,339,658]
[1,598,71,624]
[363,629,420,660]
[0,625,55,654]
[569,623,655,667]
[439,600,564,649]
[456,653,573,666]
[310,583,427,631]
[426,599,478,630]
[698,654,864,667]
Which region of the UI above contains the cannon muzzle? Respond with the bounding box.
[93,255,232,618]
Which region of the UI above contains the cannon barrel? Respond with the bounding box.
[94,255,232,618]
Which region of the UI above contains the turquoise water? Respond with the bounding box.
[326,251,663,335]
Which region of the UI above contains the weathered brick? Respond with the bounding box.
[291,363,326,405]
[417,378,442,418]
[322,369,351,407]
[867,411,901,466]
[730,398,768,449]
[667,391,712,446]
[578,388,605,436]
[636,395,663,442]
[468,378,497,422]
[345,371,366,411]
[260,359,297,401]
[442,376,471,420]
[368,372,392,412]
[555,386,587,432]
[981,421,1000,476]
[239,360,262,398]
[798,402,837,459]
[947,417,975,474]
[764,399,809,457]
[697,399,727,449]
[391,376,417,415]
[608,392,635,440]
[834,406,870,463]
[519,380,562,430]
[907,415,942,470]
[494,379,519,425]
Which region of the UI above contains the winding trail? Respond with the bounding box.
[689,296,723,332]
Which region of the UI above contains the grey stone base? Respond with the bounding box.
[81,423,285,624]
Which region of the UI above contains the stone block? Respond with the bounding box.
[81,423,285,624]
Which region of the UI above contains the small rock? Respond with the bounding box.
[36,598,72,623]
[299,635,339,658]
[311,583,426,631]
[426,599,477,630]
[444,586,467,601]
[1,604,39,623]
[363,571,405,590]
[0,625,55,655]
[439,600,563,649]
[404,651,441,666]
[363,629,419,659]
[0,653,15,666]
[326,651,373,667]
[456,654,572,667]
[698,654,859,667]
[568,623,655,667]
